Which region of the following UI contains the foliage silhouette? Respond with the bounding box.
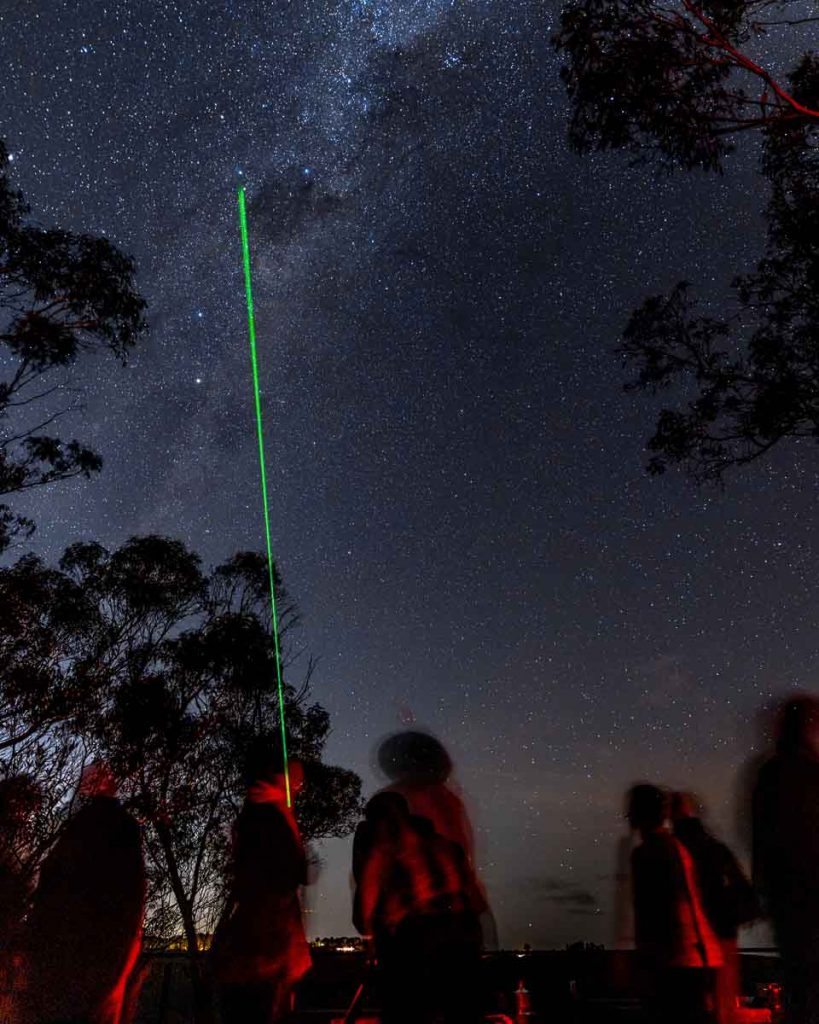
[0,138,146,550]
[0,536,361,1022]
[553,3,819,479]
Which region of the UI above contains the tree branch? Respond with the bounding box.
[681,0,819,120]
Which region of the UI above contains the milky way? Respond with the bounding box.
[3,0,817,945]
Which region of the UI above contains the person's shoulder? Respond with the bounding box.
[242,800,286,823]
[353,818,375,848]
[95,798,142,845]
[236,799,273,831]
[755,755,782,784]
[74,795,128,829]
[633,831,676,862]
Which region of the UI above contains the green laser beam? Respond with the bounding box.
[237,186,291,808]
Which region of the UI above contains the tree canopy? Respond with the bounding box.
[0,536,362,973]
[553,2,819,480]
[0,139,146,551]
[553,1,819,172]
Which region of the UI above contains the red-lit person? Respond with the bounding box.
[376,731,476,862]
[671,792,758,1024]
[0,776,41,1023]
[210,742,311,1024]
[753,695,819,1024]
[353,791,488,1024]
[627,784,723,1024]
[21,763,145,1024]
[374,731,496,947]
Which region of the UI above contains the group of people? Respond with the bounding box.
[211,730,492,1024]
[0,730,489,1024]
[624,785,756,1024]
[5,699,819,1024]
[626,694,819,1024]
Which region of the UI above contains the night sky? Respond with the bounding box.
[3,0,818,947]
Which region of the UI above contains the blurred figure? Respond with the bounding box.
[735,700,780,859]
[21,762,145,1024]
[627,783,723,1024]
[352,791,487,1024]
[753,694,819,1024]
[376,731,475,862]
[672,792,758,1024]
[0,775,41,1024]
[611,816,640,995]
[210,745,311,1024]
[375,730,495,947]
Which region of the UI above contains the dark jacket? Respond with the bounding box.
[22,796,145,1024]
[210,799,310,986]
[631,831,723,970]
[753,752,819,947]
[674,817,757,939]
[0,845,31,948]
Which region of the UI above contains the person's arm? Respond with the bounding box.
[356,847,385,938]
[351,822,370,934]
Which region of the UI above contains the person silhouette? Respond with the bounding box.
[753,694,819,1024]
[210,744,311,1024]
[375,731,475,861]
[373,730,496,948]
[672,792,758,1024]
[21,762,145,1024]
[627,783,723,1024]
[352,790,487,1024]
[0,775,41,1023]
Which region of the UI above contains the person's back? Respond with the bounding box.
[628,784,722,1024]
[632,829,723,971]
[353,794,485,1024]
[0,776,41,1024]
[752,695,819,1024]
[385,781,475,863]
[22,768,145,1024]
[233,799,307,901]
[754,750,819,918]
[673,815,757,941]
[210,752,311,1024]
[213,796,309,980]
[672,795,757,1024]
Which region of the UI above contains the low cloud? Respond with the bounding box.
[534,877,600,916]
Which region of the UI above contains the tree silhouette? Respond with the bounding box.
[553,3,819,479]
[0,139,146,551]
[0,536,361,1022]
[553,1,819,172]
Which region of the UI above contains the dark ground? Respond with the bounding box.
[134,949,782,1023]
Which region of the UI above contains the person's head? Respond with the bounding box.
[670,791,702,822]
[376,731,452,786]
[776,695,819,758]
[626,784,668,833]
[242,736,304,796]
[78,761,117,800]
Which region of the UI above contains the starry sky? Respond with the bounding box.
[2,0,818,948]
